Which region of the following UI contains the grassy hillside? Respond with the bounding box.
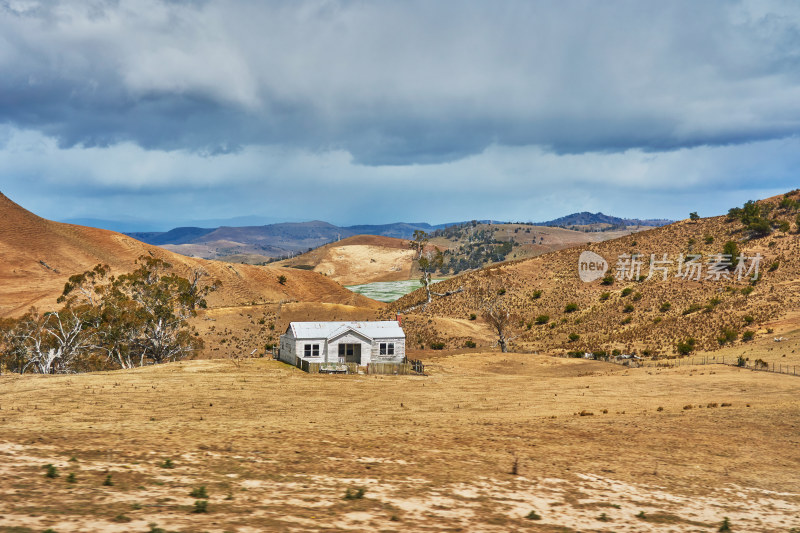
[387,192,800,356]
[0,192,381,318]
[0,354,797,531]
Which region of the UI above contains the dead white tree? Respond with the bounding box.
[483,302,515,353]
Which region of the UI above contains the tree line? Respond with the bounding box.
[0,257,220,374]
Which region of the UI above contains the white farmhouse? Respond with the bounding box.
[278,321,405,367]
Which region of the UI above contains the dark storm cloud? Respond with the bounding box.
[2,1,800,165]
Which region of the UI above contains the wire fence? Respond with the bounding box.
[602,354,799,377]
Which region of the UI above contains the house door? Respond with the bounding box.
[338,344,361,364]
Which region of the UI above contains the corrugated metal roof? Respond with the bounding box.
[288,321,404,340]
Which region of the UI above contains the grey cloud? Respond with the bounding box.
[1,1,800,165]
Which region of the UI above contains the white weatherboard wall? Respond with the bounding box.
[278,321,405,366]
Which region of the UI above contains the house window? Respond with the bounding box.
[338,344,355,356]
[304,344,320,357]
[380,342,395,355]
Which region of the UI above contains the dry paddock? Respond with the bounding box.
[0,352,799,532]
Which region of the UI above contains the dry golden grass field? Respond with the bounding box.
[1,352,799,532]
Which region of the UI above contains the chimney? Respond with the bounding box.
[396,313,403,326]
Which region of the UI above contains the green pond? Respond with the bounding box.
[345,279,445,303]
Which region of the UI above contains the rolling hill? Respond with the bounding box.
[276,223,653,286]
[386,192,800,357]
[0,192,380,318]
[127,221,452,263]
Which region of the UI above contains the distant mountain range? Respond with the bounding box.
[540,212,673,228]
[95,214,671,262]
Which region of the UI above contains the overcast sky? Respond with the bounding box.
[1,0,799,229]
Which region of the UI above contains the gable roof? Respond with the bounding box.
[288,321,404,340]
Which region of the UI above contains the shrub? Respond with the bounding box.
[530,290,542,299]
[659,302,672,312]
[704,235,714,244]
[722,241,739,260]
[719,517,731,532]
[568,333,580,342]
[464,340,476,348]
[344,488,366,500]
[768,261,779,272]
[632,292,642,301]
[621,287,633,297]
[623,304,634,313]
[193,500,208,513]
[469,313,477,320]
[621,316,632,325]
[599,292,611,301]
[277,275,287,285]
[497,288,506,295]
[535,315,550,325]
[741,286,754,296]
[600,275,615,285]
[741,330,755,342]
[717,328,738,345]
[564,303,578,313]
[66,472,76,483]
[44,464,58,479]
[103,474,114,486]
[114,514,132,523]
[683,303,703,315]
[676,338,696,355]
[160,459,174,469]
[526,510,541,520]
[689,212,700,221]
[743,315,754,324]
[430,342,445,350]
[190,486,208,498]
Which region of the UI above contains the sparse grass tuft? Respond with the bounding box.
[160,458,174,469]
[103,474,113,486]
[344,487,366,500]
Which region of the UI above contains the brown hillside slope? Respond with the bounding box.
[276,235,417,285]
[387,192,800,355]
[0,192,380,317]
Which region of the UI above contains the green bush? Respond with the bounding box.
[564,303,578,313]
[526,510,541,520]
[44,464,58,479]
[193,500,208,513]
[535,315,550,325]
[430,342,445,350]
[717,328,738,345]
[530,290,542,299]
[599,292,610,301]
[568,333,580,342]
[621,287,633,297]
[464,340,476,348]
[676,338,696,355]
[659,302,672,312]
[682,303,703,315]
[623,304,634,313]
[469,313,477,320]
[190,486,208,498]
[600,275,614,285]
[742,330,755,342]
